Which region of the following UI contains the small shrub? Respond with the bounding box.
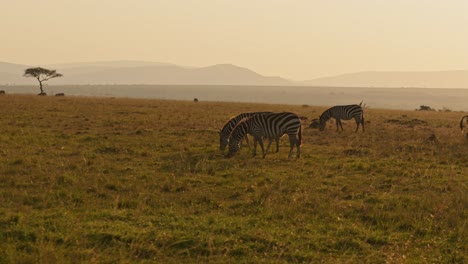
[416,105,435,111]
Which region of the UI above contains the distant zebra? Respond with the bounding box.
[226,112,302,159]
[318,104,364,132]
[219,112,272,152]
[460,115,468,132]
[460,115,468,142]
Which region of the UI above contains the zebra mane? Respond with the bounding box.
[220,112,271,135]
[230,117,251,139]
[220,115,241,134]
[319,109,331,122]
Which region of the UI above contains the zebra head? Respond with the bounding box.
[225,142,241,158]
[219,131,229,151]
[225,136,242,158]
[318,109,332,131]
[319,115,328,131]
[225,119,250,158]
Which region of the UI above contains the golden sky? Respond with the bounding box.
[2,0,468,80]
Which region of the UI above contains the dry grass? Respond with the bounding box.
[0,94,466,263]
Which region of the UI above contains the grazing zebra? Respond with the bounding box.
[226,112,302,159]
[318,104,364,132]
[219,112,273,152]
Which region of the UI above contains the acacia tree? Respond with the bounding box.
[23,67,63,95]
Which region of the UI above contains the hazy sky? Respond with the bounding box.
[2,0,468,80]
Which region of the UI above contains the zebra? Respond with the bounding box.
[219,112,273,152]
[226,112,302,159]
[460,115,468,133]
[317,104,364,132]
[460,115,468,141]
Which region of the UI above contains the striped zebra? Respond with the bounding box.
[219,112,273,152]
[318,104,364,132]
[226,112,302,159]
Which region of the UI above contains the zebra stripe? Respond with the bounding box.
[219,112,271,151]
[226,112,302,159]
[319,104,364,132]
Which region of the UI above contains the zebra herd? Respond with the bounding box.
[219,104,365,159]
[221,104,468,159]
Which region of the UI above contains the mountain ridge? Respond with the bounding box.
[0,61,293,86]
[1,60,468,88]
[299,70,468,88]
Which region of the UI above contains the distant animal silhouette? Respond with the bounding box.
[460,115,468,140]
[308,118,320,129]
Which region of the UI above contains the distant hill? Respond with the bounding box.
[299,71,468,88]
[0,60,291,86]
[1,60,468,88]
[47,60,176,69]
[0,62,30,74]
[53,63,292,86]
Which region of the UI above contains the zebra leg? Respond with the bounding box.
[336,119,344,131]
[355,119,360,132]
[265,137,274,153]
[296,141,300,158]
[257,137,267,158]
[288,135,297,159]
[245,135,251,149]
[296,137,300,158]
[252,137,258,156]
[275,138,280,153]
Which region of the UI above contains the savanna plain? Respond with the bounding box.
[0,94,466,263]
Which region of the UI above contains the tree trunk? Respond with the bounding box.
[39,81,44,94]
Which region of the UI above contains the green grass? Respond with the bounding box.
[0,94,466,263]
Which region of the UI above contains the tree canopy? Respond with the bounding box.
[24,67,63,95]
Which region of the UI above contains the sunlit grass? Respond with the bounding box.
[0,94,466,263]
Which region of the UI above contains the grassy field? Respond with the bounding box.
[0,94,466,263]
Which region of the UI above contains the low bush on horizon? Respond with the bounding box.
[0,95,466,263]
